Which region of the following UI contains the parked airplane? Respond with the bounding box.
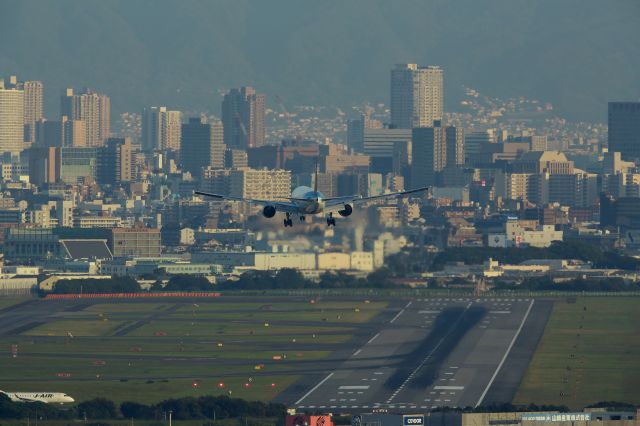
[195,164,428,227]
[0,390,75,404]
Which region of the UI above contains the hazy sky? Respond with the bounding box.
[1,0,639,121]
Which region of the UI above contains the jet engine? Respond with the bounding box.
[262,205,276,218]
[338,204,353,217]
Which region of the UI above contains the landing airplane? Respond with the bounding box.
[1,390,75,404]
[195,164,428,227]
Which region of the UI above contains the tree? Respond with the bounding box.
[76,398,117,419]
[164,275,213,291]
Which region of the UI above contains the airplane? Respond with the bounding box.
[0,390,75,404]
[195,163,428,227]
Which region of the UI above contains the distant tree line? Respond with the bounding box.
[428,241,640,272]
[495,277,640,292]
[217,268,401,290]
[0,394,285,423]
[51,277,141,294]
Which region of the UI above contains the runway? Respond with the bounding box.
[290,297,551,412]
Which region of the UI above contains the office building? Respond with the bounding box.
[0,79,25,154]
[58,147,99,184]
[225,149,249,169]
[62,117,87,147]
[347,114,382,152]
[445,126,464,167]
[608,102,640,161]
[97,137,134,185]
[230,168,291,200]
[411,121,446,187]
[222,86,266,149]
[390,64,443,129]
[142,106,182,152]
[180,118,225,175]
[2,76,43,145]
[464,129,496,165]
[60,88,110,147]
[363,128,412,174]
[110,227,161,258]
[21,80,43,144]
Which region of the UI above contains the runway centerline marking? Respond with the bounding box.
[386,302,473,403]
[367,332,380,344]
[295,372,334,405]
[475,299,535,407]
[390,309,405,324]
[339,385,370,390]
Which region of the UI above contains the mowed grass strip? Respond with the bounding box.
[0,375,300,404]
[127,320,353,338]
[24,319,125,337]
[0,297,32,310]
[515,297,640,409]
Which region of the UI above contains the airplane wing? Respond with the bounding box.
[324,186,428,209]
[194,191,300,213]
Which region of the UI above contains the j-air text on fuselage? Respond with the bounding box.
[195,161,428,227]
[1,390,75,404]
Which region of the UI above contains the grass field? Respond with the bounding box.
[0,297,386,406]
[0,296,32,310]
[514,297,640,409]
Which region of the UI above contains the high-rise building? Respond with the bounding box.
[21,81,43,144]
[1,76,43,145]
[181,118,225,175]
[609,102,640,161]
[411,121,446,187]
[60,88,110,147]
[98,137,134,185]
[347,114,383,152]
[445,126,464,167]
[142,106,182,152]
[390,64,443,129]
[0,80,24,154]
[222,87,266,149]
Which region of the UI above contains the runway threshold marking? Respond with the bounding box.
[295,372,334,405]
[475,298,535,407]
[390,309,405,323]
[386,302,473,403]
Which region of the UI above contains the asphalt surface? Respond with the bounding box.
[288,297,551,412]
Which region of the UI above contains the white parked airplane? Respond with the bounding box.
[195,164,428,227]
[0,390,75,404]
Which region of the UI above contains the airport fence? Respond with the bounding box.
[45,292,222,299]
[221,288,640,298]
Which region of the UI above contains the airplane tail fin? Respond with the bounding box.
[314,158,319,193]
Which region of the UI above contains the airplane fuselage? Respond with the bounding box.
[1,391,75,404]
[291,186,326,215]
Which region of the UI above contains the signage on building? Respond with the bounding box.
[403,415,425,426]
[522,413,591,422]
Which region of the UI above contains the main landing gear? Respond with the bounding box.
[326,212,336,227]
[299,216,306,222]
[283,212,293,227]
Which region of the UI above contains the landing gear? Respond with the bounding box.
[299,216,306,222]
[283,213,293,227]
[326,212,336,227]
